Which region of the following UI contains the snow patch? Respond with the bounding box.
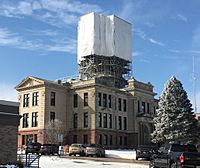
[105,149,136,159]
[40,156,148,168]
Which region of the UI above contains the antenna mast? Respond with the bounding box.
[192,55,197,112]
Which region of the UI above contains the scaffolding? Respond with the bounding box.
[78,55,131,88]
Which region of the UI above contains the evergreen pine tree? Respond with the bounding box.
[151,76,199,144]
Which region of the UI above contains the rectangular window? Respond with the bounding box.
[118,98,122,111]
[98,93,102,106]
[73,135,77,143]
[119,136,122,146]
[104,134,108,145]
[124,136,127,146]
[74,113,78,128]
[98,112,102,128]
[34,134,37,143]
[103,113,107,128]
[22,113,29,128]
[115,136,118,146]
[138,100,140,112]
[103,94,107,108]
[115,97,117,110]
[99,134,102,145]
[50,112,55,122]
[147,103,150,113]
[32,112,38,127]
[73,94,78,108]
[123,99,127,112]
[23,94,29,107]
[84,112,88,128]
[50,92,56,106]
[115,116,117,129]
[108,95,112,108]
[84,93,88,106]
[118,116,122,130]
[110,135,113,145]
[124,117,127,130]
[32,92,39,106]
[142,102,145,113]
[83,134,88,144]
[109,114,112,128]
[27,134,33,143]
[22,135,25,145]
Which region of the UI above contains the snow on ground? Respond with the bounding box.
[40,156,148,168]
[105,150,136,160]
[18,149,136,159]
[40,150,145,168]
[18,150,146,168]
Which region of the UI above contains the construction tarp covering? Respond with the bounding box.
[78,12,132,63]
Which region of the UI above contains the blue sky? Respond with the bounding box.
[0,0,200,111]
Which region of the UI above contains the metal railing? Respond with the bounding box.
[17,154,41,168]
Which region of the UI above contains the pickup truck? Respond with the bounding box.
[149,143,200,168]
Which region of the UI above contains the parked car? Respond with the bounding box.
[69,144,86,156]
[136,145,158,160]
[86,144,105,157]
[25,142,41,154]
[40,144,59,155]
[149,143,200,168]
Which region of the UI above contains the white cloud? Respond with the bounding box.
[0,28,21,45]
[0,28,42,49]
[134,28,165,46]
[192,25,200,49]
[143,22,156,28]
[176,14,188,22]
[18,1,33,15]
[0,27,77,54]
[0,0,102,27]
[26,29,58,36]
[58,12,78,26]
[40,0,102,14]
[0,1,33,17]
[132,52,142,57]
[47,38,77,54]
[187,50,200,54]
[134,28,145,39]
[149,38,165,46]
[132,51,150,63]
[169,49,181,53]
[119,0,134,21]
[32,1,42,10]
[119,0,169,24]
[0,82,18,101]
[139,59,150,63]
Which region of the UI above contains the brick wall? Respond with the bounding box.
[0,125,18,164]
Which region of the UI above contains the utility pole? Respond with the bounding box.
[192,56,197,112]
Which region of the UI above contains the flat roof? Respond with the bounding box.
[0,100,19,107]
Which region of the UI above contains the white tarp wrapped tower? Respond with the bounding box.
[78,12,132,88]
